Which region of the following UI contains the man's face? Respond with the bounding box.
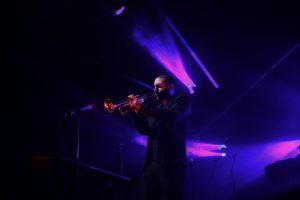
[153,78,168,95]
[153,77,173,100]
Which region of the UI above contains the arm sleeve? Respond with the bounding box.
[139,94,191,121]
[134,113,156,137]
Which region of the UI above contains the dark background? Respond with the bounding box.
[5,0,300,199]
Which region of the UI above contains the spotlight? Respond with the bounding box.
[132,25,196,94]
[113,0,126,16]
[218,144,227,150]
[113,5,125,16]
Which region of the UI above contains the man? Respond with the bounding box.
[128,75,191,200]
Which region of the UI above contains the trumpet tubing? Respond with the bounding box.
[104,99,129,113]
[103,93,154,115]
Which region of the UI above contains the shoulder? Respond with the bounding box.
[172,93,191,103]
[174,93,190,100]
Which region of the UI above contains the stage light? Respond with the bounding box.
[218,144,227,150]
[113,5,125,16]
[164,17,219,89]
[112,0,126,16]
[133,135,226,158]
[187,141,227,157]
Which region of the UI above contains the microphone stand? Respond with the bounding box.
[60,103,96,200]
[116,143,124,176]
[75,112,80,200]
[116,143,124,200]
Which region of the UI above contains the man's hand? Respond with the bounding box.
[127,94,144,113]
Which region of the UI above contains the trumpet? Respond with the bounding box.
[104,93,154,115]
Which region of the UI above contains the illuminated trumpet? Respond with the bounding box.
[104,93,154,115]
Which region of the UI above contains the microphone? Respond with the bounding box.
[59,103,97,118]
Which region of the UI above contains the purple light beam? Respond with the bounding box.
[133,25,196,94]
[150,0,219,89]
[133,135,226,157]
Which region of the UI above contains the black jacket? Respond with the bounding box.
[135,93,191,169]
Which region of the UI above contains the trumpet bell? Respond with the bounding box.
[104,99,115,113]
